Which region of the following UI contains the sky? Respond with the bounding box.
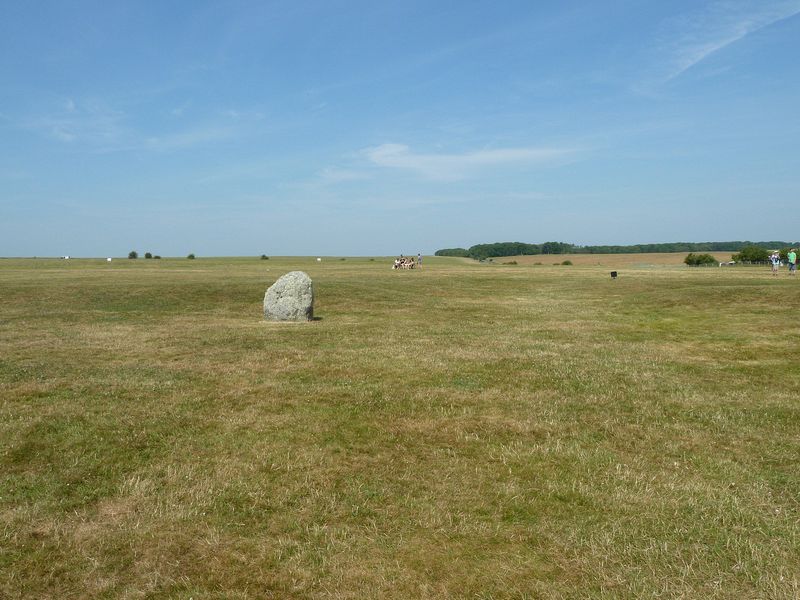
[1,0,799,257]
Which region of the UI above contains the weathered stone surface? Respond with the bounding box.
[264,271,314,321]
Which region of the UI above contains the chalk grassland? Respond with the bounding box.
[1,257,798,598]
[499,251,735,267]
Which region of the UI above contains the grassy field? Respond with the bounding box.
[1,256,799,598]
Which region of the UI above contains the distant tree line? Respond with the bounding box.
[435,240,796,260]
[435,241,575,260]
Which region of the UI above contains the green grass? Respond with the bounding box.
[1,256,799,598]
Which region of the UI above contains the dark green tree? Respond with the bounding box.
[732,246,769,263]
[128,251,138,259]
[684,253,717,266]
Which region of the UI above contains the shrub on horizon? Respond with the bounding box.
[731,246,769,263]
[144,252,153,259]
[187,253,196,260]
[128,251,138,259]
[684,253,717,266]
[260,255,269,260]
[561,260,573,265]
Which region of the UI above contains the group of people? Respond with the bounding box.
[770,249,797,276]
[393,254,422,270]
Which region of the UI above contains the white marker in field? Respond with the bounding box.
[316,257,321,262]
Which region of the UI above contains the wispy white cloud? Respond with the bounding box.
[144,126,235,152]
[648,1,800,85]
[20,99,127,146]
[193,158,275,184]
[317,167,370,183]
[170,104,188,117]
[363,143,573,180]
[9,97,260,153]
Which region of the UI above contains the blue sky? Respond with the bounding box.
[1,0,799,256]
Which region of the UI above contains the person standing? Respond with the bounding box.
[417,253,423,269]
[770,251,781,276]
[788,248,797,276]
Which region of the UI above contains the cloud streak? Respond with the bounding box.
[317,167,370,183]
[364,143,572,180]
[20,99,127,145]
[654,1,800,84]
[143,126,235,152]
[8,98,257,153]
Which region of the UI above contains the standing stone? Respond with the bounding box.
[264,271,314,321]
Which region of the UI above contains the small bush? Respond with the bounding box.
[684,253,717,266]
[561,260,573,265]
[503,261,518,265]
[128,251,138,259]
[144,252,153,259]
[260,255,269,260]
[153,255,161,259]
[534,262,543,265]
[187,253,196,260]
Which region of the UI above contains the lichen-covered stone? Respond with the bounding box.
[263,271,314,321]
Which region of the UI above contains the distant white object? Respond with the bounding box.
[63,256,70,260]
[316,257,322,262]
[107,258,112,262]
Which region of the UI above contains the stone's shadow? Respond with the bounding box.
[311,316,323,321]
